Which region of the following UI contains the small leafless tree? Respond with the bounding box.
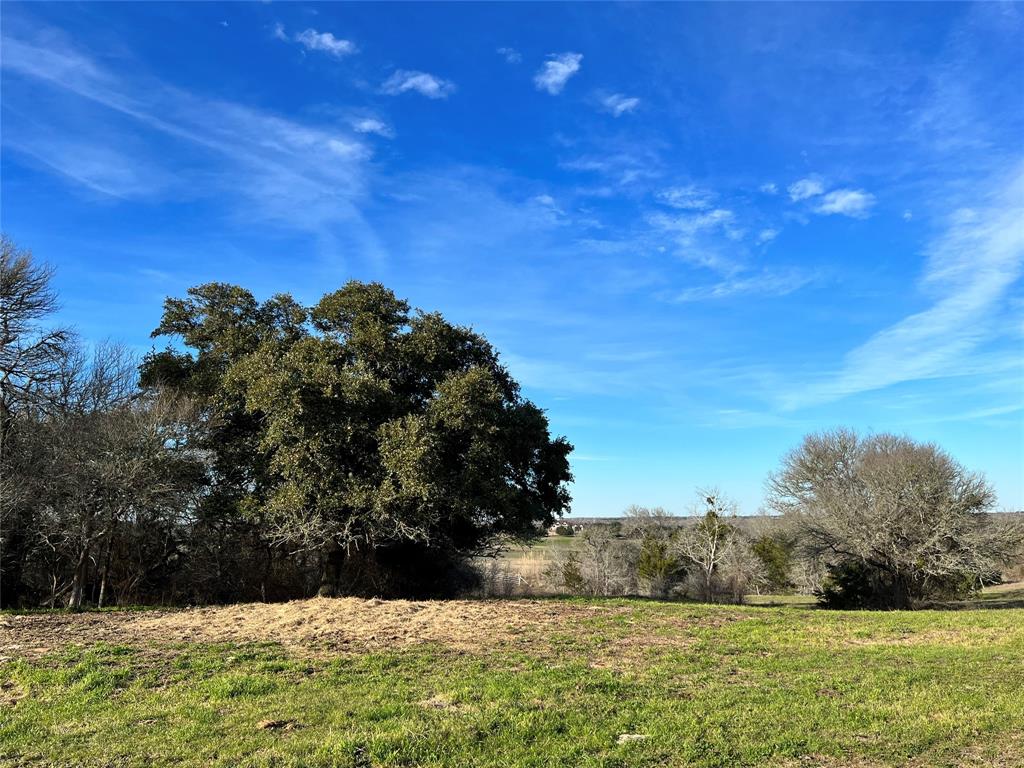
[789,554,828,596]
[719,537,769,603]
[677,489,739,602]
[577,525,635,596]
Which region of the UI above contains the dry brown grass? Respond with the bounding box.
[0,597,736,662]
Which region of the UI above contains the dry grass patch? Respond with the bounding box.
[0,598,743,665]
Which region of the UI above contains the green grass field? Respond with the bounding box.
[2,598,1022,767]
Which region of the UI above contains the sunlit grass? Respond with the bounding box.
[2,600,1022,767]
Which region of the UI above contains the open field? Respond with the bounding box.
[485,535,580,587]
[2,597,1023,767]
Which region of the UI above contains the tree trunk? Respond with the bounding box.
[97,539,114,608]
[261,545,273,603]
[318,546,344,597]
[890,573,912,610]
[68,543,90,610]
[0,405,25,608]
[0,516,30,608]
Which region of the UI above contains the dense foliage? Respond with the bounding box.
[141,280,573,597]
[1,240,572,606]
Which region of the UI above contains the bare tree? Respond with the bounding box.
[2,241,307,608]
[28,343,204,609]
[0,237,72,423]
[0,238,73,606]
[621,505,675,538]
[677,489,738,602]
[767,428,1023,608]
[789,554,827,596]
[577,526,635,596]
[719,537,769,603]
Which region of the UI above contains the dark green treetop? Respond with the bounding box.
[142,280,572,594]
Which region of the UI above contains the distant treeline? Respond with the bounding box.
[563,512,1024,528]
[2,237,1022,610]
[514,509,1024,606]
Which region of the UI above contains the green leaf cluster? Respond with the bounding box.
[141,281,573,594]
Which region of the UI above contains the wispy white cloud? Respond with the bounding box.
[529,193,566,218]
[351,117,394,138]
[757,228,780,244]
[784,164,1024,409]
[894,402,1024,426]
[534,52,582,95]
[672,268,813,302]
[786,175,876,218]
[759,182,778,195]
[1,30,383,254]
[293,28,356,57]
[648,208,735,238]
[787,177,824,201]
[599,92,640,116]
[273,24,356,57]
[381,70,455,99]
[815,188,875,218]
[561,151,661,187]
[655,185,714,210]
[497,47,521,64]
[647,208,743,272]
[4,131,173,199]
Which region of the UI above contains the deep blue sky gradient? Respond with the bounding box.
[3,2,1022,515]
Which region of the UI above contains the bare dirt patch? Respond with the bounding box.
[0,599,733,661]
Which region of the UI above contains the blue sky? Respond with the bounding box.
[3,2,1023,515]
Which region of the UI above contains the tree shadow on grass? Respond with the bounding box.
[929,595,1024,611]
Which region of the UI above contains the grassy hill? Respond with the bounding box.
[2,596,1022,767]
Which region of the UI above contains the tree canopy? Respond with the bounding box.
[767,428,1022,608]
[142,280,573,596]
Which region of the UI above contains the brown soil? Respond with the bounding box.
[0,598,727,661]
